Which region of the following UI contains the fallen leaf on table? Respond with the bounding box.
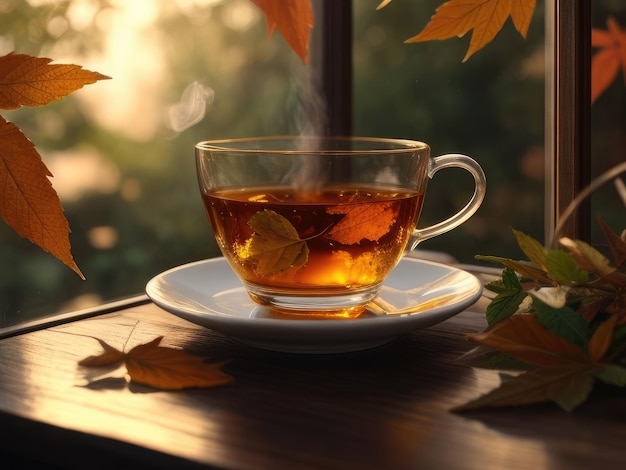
[79,336,233,391]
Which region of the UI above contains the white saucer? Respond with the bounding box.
[146,257,483,354]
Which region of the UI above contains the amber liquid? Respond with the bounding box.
[202,186,424,296]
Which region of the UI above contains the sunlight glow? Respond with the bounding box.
[46,147,121,201]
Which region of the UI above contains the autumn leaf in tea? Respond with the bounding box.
[326,201,398,245]
[244,209,309,276]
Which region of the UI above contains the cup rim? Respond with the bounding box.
[195,135,429,155]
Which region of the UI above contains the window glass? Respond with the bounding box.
[353,1,546,262]
[590,1,626,246]
[0,0,547,327]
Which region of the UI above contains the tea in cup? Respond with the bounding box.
[196,136,485,317]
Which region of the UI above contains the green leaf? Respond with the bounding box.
[594,364,626,387]
[453,365,596,412]
[485,268,528,326]
[513,229,546,267]
[544,249,589,286]
[532,299,589,349]
[247,210,309,276]
[486,290,528,326]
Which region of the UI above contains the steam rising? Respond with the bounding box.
[166,81,215,132]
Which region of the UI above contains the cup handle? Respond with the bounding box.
[409,153,486,250]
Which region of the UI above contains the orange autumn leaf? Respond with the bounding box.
[0,116,83,277]
[0,52,110,110]
[591,17,626,103]
[405,0,537,62]
[0,52,109,277]
[125,337,233,390]
[326,201,398,245]
[250,0,314,63]
[80,336,233,391]
[467,313,587,367]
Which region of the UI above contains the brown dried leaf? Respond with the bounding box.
[125,337,233,390]
[0,52,110,110]
[466,314,587,367]
[0,116,83,278]
[326,201,397,245]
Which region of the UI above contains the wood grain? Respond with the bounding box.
[0,302,625,469]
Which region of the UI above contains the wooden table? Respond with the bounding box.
[0,267,625,470]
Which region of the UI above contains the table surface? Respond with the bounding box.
[1,265,625,470]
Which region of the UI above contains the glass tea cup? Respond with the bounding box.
[196,136,486,318]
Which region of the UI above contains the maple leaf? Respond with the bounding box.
[326,201,398,245]
[250,0,314,63]
[405,0,537,62]
[0,52,110,109]
[591,17,626,103]
[79,336,233,391]
[246,209,309,276]
[0,116,83,277]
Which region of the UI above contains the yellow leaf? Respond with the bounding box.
[245,209,309,276]
[405,0,537,62]
[0,52,110,110]
[559,237,614,277]
[0,116,84,278]
[467,313,587,367]
[124,337,233,390]
[250,0,314,63]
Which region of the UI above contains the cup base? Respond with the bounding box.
[244,282,381,320]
